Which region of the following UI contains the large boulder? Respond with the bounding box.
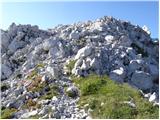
[43,38,66,59]
[131,71,153,90]
[75,46,93,60]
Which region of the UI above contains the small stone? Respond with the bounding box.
[149,92,157,102]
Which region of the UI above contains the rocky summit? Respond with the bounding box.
[1,16,159,119]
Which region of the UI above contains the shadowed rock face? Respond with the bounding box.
[1,16,159,119]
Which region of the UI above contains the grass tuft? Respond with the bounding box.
[1,108,17,119]
[72,74,159,119]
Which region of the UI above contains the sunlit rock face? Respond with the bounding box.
[1,16,159,119]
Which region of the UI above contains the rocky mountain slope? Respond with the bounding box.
[1,16,159,119]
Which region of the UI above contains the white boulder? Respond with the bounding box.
[105,35,115,44]
[75,46,93,60]
[131,71,153,90]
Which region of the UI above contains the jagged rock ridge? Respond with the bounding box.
[1,16,159,119]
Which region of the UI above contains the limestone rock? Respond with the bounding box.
[75,46,93,60]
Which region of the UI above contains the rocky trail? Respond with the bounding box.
[1,16,159,119]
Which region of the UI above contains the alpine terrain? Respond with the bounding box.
[1,16,159,119]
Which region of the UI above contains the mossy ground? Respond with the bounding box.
[71,74,159,119]
[0,108,17,119]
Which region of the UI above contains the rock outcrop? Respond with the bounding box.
[1,16,159,119]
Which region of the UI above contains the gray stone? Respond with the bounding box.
[131,71,153,90]
[46,66,61,78]
[109,67,126,83]
[8,40,26,54]
[1,64,12,80]
[148,64,159,79]
[69,31,79,39]
[128,59,144,73]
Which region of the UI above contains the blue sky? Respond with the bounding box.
[1,1,159,38]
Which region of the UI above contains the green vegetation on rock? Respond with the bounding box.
[1,108,17,119]
[40,84,60,100]
[72,74,159,119]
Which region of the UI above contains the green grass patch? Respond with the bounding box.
[39,84,59,100]
[26,63,45,80]
[72,74,159,119]
[27,69,38,80]
[1,108,17,119]
[36,63,45,68]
